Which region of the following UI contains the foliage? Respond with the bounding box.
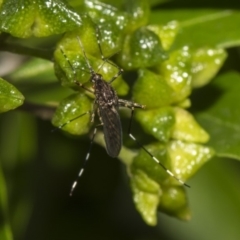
[0,0,240,239]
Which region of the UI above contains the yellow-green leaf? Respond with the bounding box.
[0,78,24,113]
[0,0,81,37]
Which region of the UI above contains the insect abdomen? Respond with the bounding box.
[99,105,122,157]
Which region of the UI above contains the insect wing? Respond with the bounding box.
[100,106,122,158]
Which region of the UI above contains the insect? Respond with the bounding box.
[58,29,190,195]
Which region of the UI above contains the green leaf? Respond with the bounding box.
[159,185,191,221]
[8,58,55,83]
[171,107,209,143]
[191,47,227,88]
[124,0,150,31]
[195,72,240,160]
[117,27,168,70]
[0,78,24,113]
[55,14,101,56]
[133,69,174,108]
[147,21,180,51]
[130,169,161,226]
[132,142,171,184]
[150,10,240,49]
[0,0,81,37]
[84,0,129,53]
[167,140,214,182]
[158,46,193,103]
[52,93,92,135]
[135,106,175,143]
[176,98,191,108]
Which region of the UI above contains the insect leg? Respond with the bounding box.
[74,79,94,94]
[127,106,190,188]
[52,111,91,131]
[118,99,145,109]
[70,122,103,196]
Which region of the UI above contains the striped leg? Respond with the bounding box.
[70,123,103,196]
[127,106,190,188]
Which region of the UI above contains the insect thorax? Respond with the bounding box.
[94,77,119,108]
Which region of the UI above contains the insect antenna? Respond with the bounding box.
[76,36,96,76]
[76,35,118,81]
[94,27,124,83]
[59,46,94,93]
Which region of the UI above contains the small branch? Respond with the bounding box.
[0,42,54,61]
[18,102,56,120]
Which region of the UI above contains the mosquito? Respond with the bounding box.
[58,30,190,195]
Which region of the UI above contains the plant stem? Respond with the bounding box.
[0,42,53,61]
